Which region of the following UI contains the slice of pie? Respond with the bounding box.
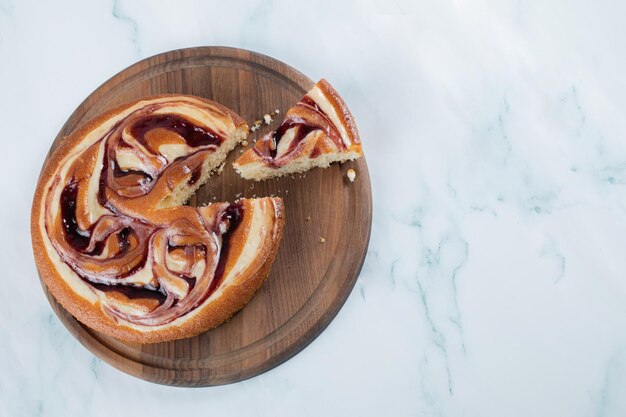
[233,79,362,180]
[31,95,284,343]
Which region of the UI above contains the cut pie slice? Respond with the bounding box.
[31,95,284,343]
[233,79,363,180]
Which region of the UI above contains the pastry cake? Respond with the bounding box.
[233,79,362,180]
[31,95,285,343]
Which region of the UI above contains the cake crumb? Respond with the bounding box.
[306,215,311,222]
[235,193,242,198]
[251,120,262,132]
[263,114,273,124]
[274,109,280,115]
[319,237,326,244]
[241,140,248,147]
[347,168,356,182]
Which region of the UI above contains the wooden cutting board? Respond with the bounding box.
[40,47,372,386]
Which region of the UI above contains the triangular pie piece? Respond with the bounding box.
[234,79,362,180]
[31,95,284,343]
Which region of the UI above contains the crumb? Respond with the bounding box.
[306,215,311,222]
[270,193,275,197]
[285,190,289,194]
[251,120,262,132]
[235,193,242,198]
[212,196,217,200]
[274,109,280,114]
[241,140,248,146]
[252,194,256,198]
[319,237,326,244]
[240,149,244,153]
[347,168,356,182]
[263,114,273,124]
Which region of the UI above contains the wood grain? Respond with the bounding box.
[40,47,372,386]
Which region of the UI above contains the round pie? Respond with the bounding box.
[31,95,284,343]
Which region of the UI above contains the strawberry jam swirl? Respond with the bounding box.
[253,95,346,166]
[43,99,243,326]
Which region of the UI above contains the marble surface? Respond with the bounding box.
[2,0,626,415]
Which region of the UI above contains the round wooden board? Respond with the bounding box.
[40,47,372,387]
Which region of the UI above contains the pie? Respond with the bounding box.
[31,95,284,343]
[234,79,362,180]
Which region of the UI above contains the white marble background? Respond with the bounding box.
[2,0,626,415]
